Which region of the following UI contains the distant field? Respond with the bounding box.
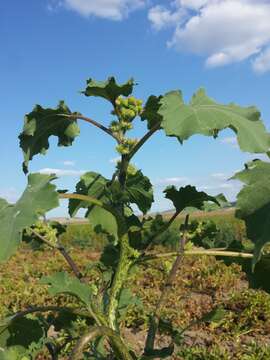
[50,207,236,224]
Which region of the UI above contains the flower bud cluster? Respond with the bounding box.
[116,138,138,155]
[27,220,58,247]
[115,96,143,121]
[110,96,142,155]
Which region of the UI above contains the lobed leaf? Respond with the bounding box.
[125,169,154,214]
[69,172,118,241]
[0,316,45,357]
[141,95,163,130]
[19,101,80,173]
[40,271,92,306]
[0,174,59,263]
[164,185,219,213]
[82,76,135,104]
[158,89,270,153]
[117,288,141,319]
[232,160,270,267]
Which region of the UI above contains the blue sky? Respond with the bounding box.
[1,0,270,215]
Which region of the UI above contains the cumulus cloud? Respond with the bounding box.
[54,0,146,20]
[148,5,186,31]
[39,168,85,176]
[148,0,270,72]
[252,47,270,74]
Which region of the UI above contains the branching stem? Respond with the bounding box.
[142,210,180,254]
[70,326,133,360]
[60,114,120,142]
[30,229,83,279]
[29,229,106,326]
[4,306,92,323]
[144,215,189,353]
[128,122,161,160]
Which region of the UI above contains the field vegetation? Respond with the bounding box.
[1,210,270,359]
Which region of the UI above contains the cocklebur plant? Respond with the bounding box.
[1,76,270,359]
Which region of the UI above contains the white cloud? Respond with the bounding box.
[39,168,85,176]
[154,176,189,186]
[58,0,146,20]
[252,47,270,74]
[0,187,19,203]
[149,0,270,72]
[199,181,238,191]
[148,5,186,31]
[177,0,208,10]
[63,160,75,166]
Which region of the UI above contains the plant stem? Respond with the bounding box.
[60,114,120,142]
[141,249,254,261]
[57,245,83,279]
[142,210,180,254]
[59,193,105,209]
[70,326,133,360]
[128,122,161,160]
[144,215,189,353]
[30,229,83,279]
[3,306,93,323]
[118,155,129,188]
[59,193,125,233]
[29,229,106,326]
[107,234,134,330]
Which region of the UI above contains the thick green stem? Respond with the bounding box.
[70,326,133,360]
[107,233,136,329]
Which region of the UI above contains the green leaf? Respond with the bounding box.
[117,288,141,319]
[0,174,59,263]
[201,307,228,324]
[19,101,80,173]
[158,319,183,346]
[40,271,92,306]
[141,95,163,130]
[159,89,270,153]
[82,77,135,104]
[69,172,118,241]
[203,193,230,212]
[100,244,120,269]
[185,193,230,213]
[0,347,25,360]
[0,199,9,212]
[125,170,154,214]
[164,185,219,213]
[0,316,44,356]
[232,160,270,267]
[69,172,108,215]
